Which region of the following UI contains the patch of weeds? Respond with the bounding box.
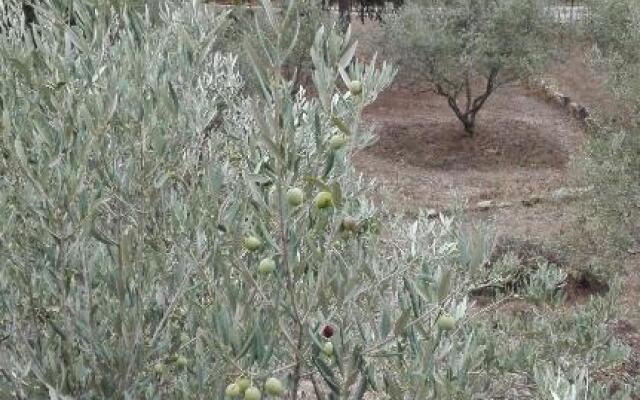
[471,236,608,304]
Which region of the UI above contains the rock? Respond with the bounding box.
[544,86,557,99]
[485,148,499,155]
[552,187,573,201]
[552,92,568,106]
[522,196,544,207]
[568,102,590,120]
[568,102,579,115]
[553,186,591,201]
[627,246,640,255]
[476,200,494,210]
[577,105,589,120]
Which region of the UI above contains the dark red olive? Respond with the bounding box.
[322,324,335,339]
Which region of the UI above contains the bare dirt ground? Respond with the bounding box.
[352,77,584,240]
[350,21,640,394]
[349,18,622,245]
[350,21,600,241]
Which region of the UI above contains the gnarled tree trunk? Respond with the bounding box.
[338,0,351,31]
[435,68,499,137]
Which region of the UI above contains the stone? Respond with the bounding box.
[476,200,494,210]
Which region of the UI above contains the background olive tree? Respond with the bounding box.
[584,0,640,110]
[384,0,555,136]
[570,0,640,258]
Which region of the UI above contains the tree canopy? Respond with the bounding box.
[385,0,555,135]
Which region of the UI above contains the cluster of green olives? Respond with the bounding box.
[225,377,284,399]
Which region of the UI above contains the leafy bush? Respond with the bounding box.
[383,0,556,135]
[584,0,640,108]
[570,0,640,257]
[572,122,640,256]
[0,0,633,399]
[584,0,640,65]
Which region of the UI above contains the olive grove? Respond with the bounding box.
[0,0,634,399]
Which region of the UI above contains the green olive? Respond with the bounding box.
[237,378,251,393]
[264,377,284,396]
[329,134,347,150]
[225,383,241,397]
[258,258,276,274]
[349,80,363,96]
[322,341,334,357]
[175,355,188,368]
[286,187,304,207]
[244,386,261,400]
[314,191,334,209]
[243,236,262,251]
[437,313,455,331]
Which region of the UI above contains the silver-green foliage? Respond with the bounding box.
[0,0,630,399]
[0,0,469,397]
[383,0,555,135]
[585,0,640,110]
[222,0,335,93]
[574,0,640,256]
[0,1,245,397]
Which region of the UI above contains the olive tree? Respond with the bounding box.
[384,0,555,136]
[584,0,640,110]
[0,0,477,398]
[571,0,640,256]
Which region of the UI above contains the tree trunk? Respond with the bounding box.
[461,115,476,136]
[338,0,351,31]
[22,2,38,27]
[435,68,499,138]
[444,94,477,137]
